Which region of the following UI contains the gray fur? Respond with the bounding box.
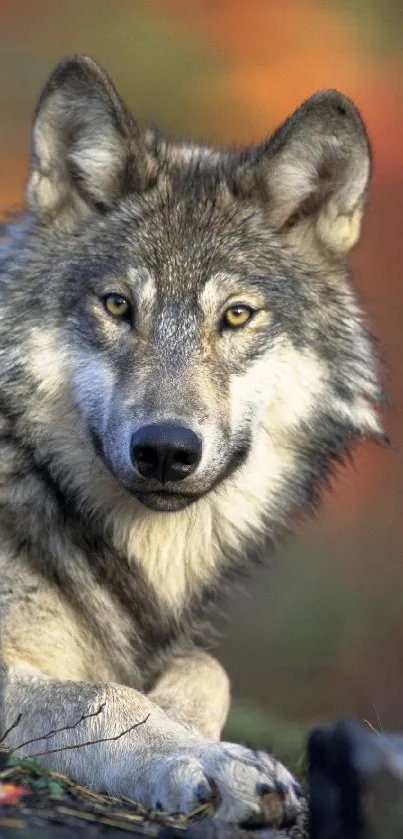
[0,56,383,826]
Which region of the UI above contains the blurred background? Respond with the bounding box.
[1,0,403,769]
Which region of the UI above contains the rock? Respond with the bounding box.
[308,718,403,839]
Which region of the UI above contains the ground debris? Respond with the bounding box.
[0,747,308,838]
[0,746,209,836]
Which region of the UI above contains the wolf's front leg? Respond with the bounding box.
[2,664,301,826]
[148,651,231,740]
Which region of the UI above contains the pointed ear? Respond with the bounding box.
[27,56,149,227]
[255,90,371,259]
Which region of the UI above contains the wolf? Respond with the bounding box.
[0,55,383,826]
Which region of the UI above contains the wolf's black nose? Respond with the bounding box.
[131,423,202,483]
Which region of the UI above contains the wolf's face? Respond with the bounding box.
[67,217,274,511]
[1,57,383,520]
[59,192,327,512]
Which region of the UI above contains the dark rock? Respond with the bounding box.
[308,718,403,839]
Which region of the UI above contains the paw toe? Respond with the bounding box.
[153,756,212,815]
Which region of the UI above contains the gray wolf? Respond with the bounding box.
[0,55,383,826]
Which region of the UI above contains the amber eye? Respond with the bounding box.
[103,293,131,320]
[221,305,254,330]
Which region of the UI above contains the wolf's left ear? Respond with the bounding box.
[27,56,148,226]
[253,90,371,259]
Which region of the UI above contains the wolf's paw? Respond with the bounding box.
[151,742,303,826]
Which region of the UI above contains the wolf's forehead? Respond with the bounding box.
[121,197,273,301]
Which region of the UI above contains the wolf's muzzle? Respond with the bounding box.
[131,422,202,483]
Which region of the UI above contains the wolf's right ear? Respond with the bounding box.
[27,56,149,227]
[250,90,372,261]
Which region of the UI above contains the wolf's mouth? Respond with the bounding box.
[132,440,251,512]
[94,426,251,513]
[135,490,202,512]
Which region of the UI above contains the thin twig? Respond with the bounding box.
[26,714,150,758]
[363,718,378,735]
[10,702,106,754]
[372,702,384,734]
[0,713,22,745]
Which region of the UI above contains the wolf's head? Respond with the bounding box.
[1,57,382,532]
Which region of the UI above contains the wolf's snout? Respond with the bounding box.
[131,423,202,483]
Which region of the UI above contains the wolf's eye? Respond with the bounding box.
[221,305,254,330]
[103,294,131,320]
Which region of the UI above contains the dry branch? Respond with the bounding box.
[11,702,107,754]
[26,714,150,758]
[0,712,22,745]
